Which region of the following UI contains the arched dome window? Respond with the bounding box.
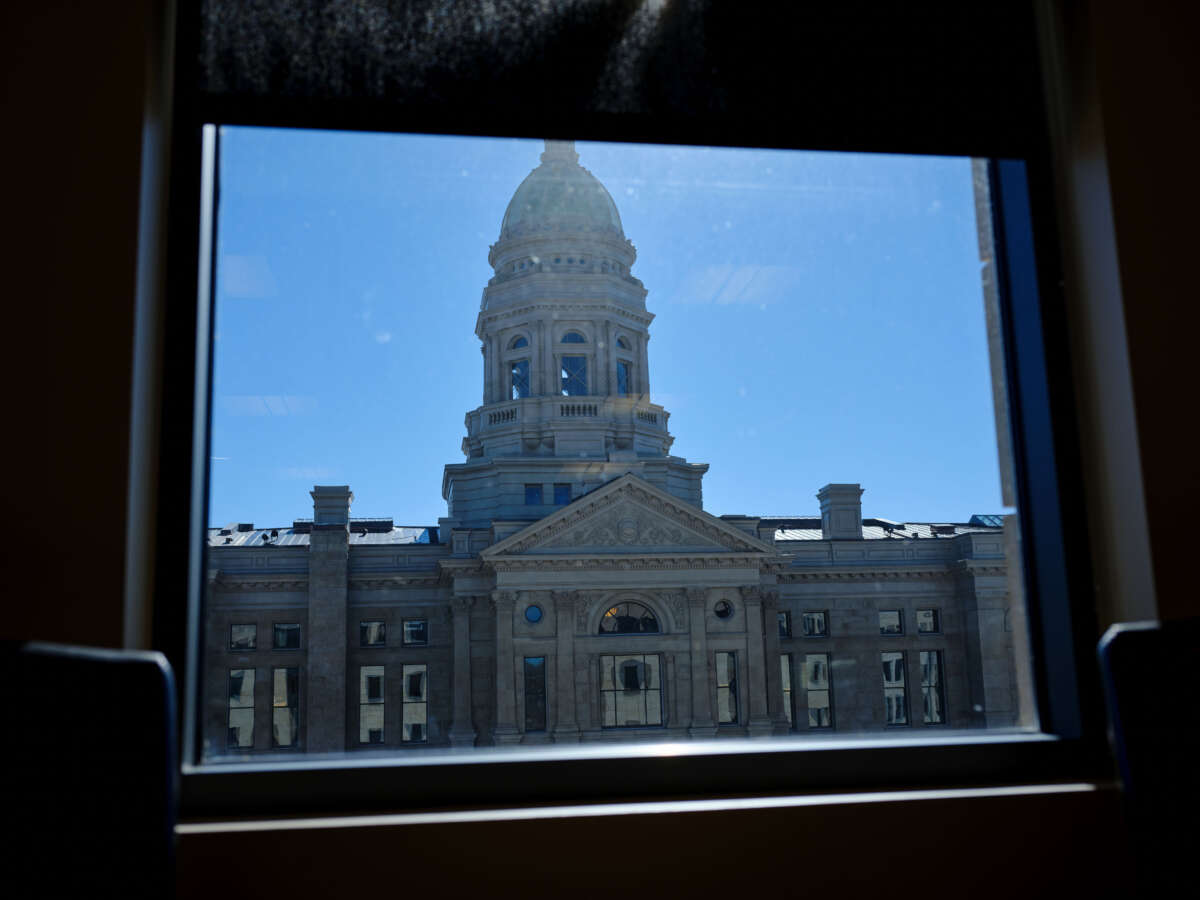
[509,336,528,350]
[599,602,660,634]
[562,331,586,344]
[616,336,631,350]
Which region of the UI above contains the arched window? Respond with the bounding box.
[561,331,586,343]
[598,602,660,634]
[509,335,528,350]
[616,336,631,350]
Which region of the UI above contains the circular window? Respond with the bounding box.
[524,604,543,624]
[714,600,734,619]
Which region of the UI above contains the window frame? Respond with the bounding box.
[154,7,1111,821]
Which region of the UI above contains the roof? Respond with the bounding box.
[208,522,438,548]
[773,520,1001,542]
[499,141,624,239]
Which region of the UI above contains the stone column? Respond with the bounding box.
[535,319,546,395]
[543,316,555,397]
[448,595,477,747]
[306,485,351,752]
[492,590,521,744]
[761,589,788,733]
[552,590,581,742]
[687,587,715,737]
[602,321,612,395]
[741,586,773,736]
[639,333,651,396]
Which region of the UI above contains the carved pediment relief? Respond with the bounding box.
[483,473,773,559]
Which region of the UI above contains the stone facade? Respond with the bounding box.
[201,141,1022,758]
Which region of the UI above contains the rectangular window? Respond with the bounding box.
[272,666,299,748]
[879,611,903,636]
[916,609,941,634]
[227,668,255,749]
[882,651,908,726]
[715,651,739,725]
[616,359,631,395]
[600,654,662,728]
[229,623,256,650]
[359,665,385,744]
[804,653,832,728]
[402,664,427,743]
[777,611,792,639]
[402,619,428,645]
[780,654,794,728]
[524,657,547,732]
[553,483,571,505]
[921,650,946,725]
[524,483,543,505]
[510,358,530,399]
[560,356,587,395]
[360,620,385,647]
[801,611,827,637]
[273,623,301,650]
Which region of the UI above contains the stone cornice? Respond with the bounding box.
[478,300,653,331]
[211,574,309,593]
[349,574,441,590]
[777,566,956,583]
[489,554,768,572]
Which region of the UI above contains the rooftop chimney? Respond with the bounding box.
[817,483,864,540]
[311,485,353,530]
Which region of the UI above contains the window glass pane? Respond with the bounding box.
[228,707,254,748]
[916,609,940,633]
[200,131,1037,764]
[273,623,301,649]
[360,621,385,646]
[229,624,256,650]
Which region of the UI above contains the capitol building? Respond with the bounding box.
[202,141,1023,756]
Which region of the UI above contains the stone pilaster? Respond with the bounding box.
[760,589,789,734]
[306,485,351,752]
[448,595,478,747]
[492,590,521,744]
[552,590,581,742]
[687,587,715,737]
[741,586,773,736]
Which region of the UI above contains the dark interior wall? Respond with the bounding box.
[2,0,1192,893]
[3,1,155,647]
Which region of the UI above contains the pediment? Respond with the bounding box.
[482,474,774,558]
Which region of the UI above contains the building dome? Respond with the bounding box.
[498,141,625,240]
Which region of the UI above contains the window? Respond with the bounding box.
[804,654,832,728]
[916,609,941,634]
[524,604,543,624]
[882,652,908,726]
[616,336,631,350]
[800,612,827,637]
[921,651,945,725]
[780,654,795,727]
[561,331,586,343]
[510,359,530,399]
[553,483,571,505]
[616,360,630,395]
[229,624,256,650]
[359,666,384,744]
[716,651,739,725]
[600,655,662,728]
[402,619,428,646]
[777,611,792,639]
[272,667,299,748]
[560,356,587,395]
[227,668,254,749]
[524,657,547,732]
[402,664,427,742]
[879,611,903,636]
[713,600,733,619]
[509,336,528,349]
[524,484,543,505]
[360,621,385,647]
[273,623,301,650]
[598,602,659,634]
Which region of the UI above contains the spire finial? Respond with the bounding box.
[541,140,579,165]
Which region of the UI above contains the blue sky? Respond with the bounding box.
[211,128,1006,527]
